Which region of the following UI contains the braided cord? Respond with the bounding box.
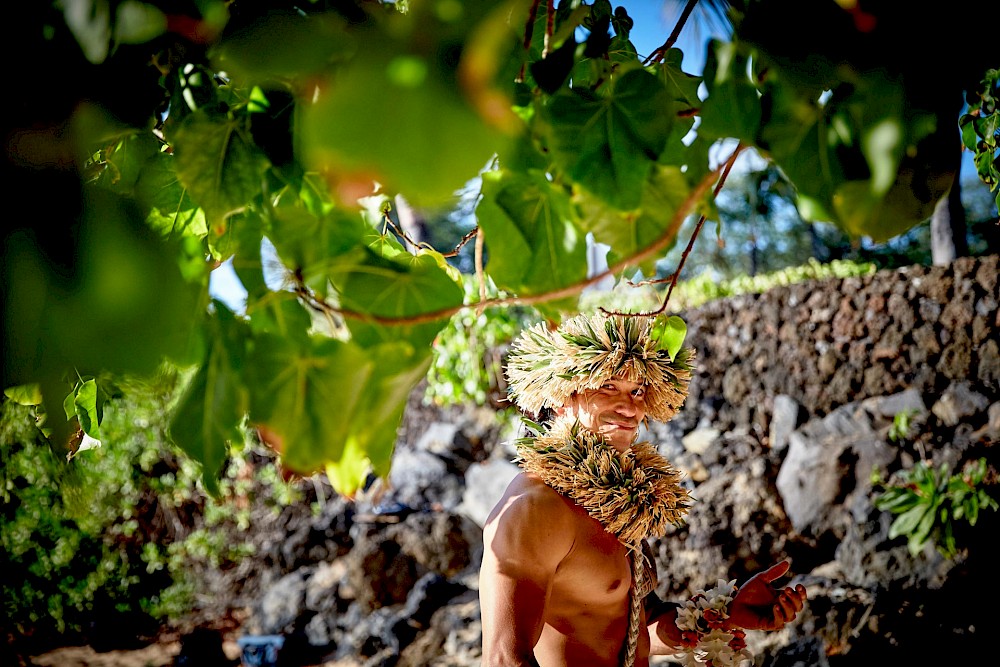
[621,547,647,667]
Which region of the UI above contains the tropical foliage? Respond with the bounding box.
[872,458,999,559]
[0,376,296,649]
[3,0,996,495]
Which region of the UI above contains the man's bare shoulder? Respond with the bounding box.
[485,472,578,533]
[483,471,579,568]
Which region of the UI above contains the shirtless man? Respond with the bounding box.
[479,312,807,667]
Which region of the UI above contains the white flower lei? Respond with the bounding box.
[673,579,754,667]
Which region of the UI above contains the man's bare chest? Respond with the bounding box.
[549,510,632,610]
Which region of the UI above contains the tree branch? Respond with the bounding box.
[297,155,734,327]
[643,0,701,66]
[602,142,745,317]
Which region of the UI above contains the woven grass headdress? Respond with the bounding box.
[505,312,694,423]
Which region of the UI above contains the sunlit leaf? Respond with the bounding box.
[73,378,100,438]
[172,110,271,224]
[476,169,588,299]
[169,303,250,495]
[267,204,369,297]
[134,149,209,239]
[649,315,687,361]
[541,68,674,210]
[331,246,464,349]
[246,333,373,474]
[3,384,43,406]
[576,164,690,275]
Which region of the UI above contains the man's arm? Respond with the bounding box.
[647,560,808,657]
[479,474,575,667]
[645,593,684,656]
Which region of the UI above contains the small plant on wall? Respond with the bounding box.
[871,457,998,559]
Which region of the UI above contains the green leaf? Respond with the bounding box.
[540,68,674,210]
[300,34,512,207]
[247,292,315,343]
[246,334,373,477]
[169,304,251,496]
[649,315,687,361]
[476,169,588,299]
[325,436,374,499]
[889,504,930,540]
[267,204,369,298]
[134,149,209,241]
[655,48,703,111]
[875,488,920,513]
[63,390,77,422]
[577,165,690,276]
[698,41,761,145]
[3,384,43,406]
[94,131,163,194]
[172,110,271,224]
[73,379,100,438]
[346,341,434,480]
[331,246,464,350]
[3,189,205,388]
[212,10,354,84]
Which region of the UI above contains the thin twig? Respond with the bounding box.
[643,0,701,65]
[475,227,487,314]
[444,228,480,258]
[518,0,542,83]
[381,208,478,258]
[543,0,554,57]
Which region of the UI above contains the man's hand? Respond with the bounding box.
[728,560,807,631]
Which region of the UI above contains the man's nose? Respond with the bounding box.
[615,394,638,416]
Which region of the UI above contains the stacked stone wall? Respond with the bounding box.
[681,254,999,432]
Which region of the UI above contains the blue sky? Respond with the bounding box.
[619,0,727,75]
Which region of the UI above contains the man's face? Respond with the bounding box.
[560,377,647,452]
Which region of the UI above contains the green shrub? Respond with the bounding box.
[1,371,297,652]
[425,276,540,407]
[872,458,999,559]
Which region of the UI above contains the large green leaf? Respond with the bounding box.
[169,303,251,495]
[331,244,464,349]
[342,341,434,480]
[756,76,843,224]
[246,333,373,476]
[3,188,204,387]
[134,148,210,240]
[655,48,703,111]
[212,9,355,84]
[576,164,690,276]
[697,40,761,145]
[299,15,514,207]
[267,204,369,297]
[760,73,954,240]
[172,110,271,224]
[93,131,162,194]
[246,292,315,343]
[540,67,674,210]
[476,169,588,299]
